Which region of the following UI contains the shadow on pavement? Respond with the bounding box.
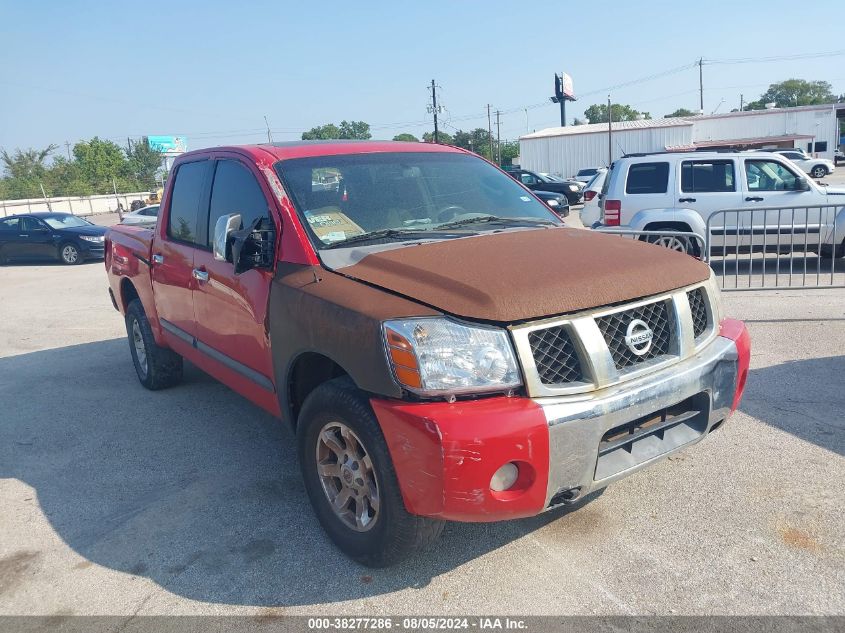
[711,252,845,289]
[741,355,845,457]
[0,339,596,607]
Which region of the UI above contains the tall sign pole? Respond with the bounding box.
[551,72,576,127]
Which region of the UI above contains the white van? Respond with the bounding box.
[597,151,845,257]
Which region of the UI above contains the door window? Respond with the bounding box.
[520,172,538,185]
[680,160,735,192]
[625,162,669,194]
[0,218,20,232]
[206,160,270,248]
[20,217,45,232]
[745,160,801,191]
[167,161,210,245]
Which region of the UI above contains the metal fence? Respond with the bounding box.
[706,206,844,290]
[593,228,707,258]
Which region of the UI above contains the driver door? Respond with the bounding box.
[741,158,826,252]
[18,216,56,260]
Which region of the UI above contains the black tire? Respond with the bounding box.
[297,377,445,567]
[818,240,845,259]
[811,166,827,179]
[59,242,84,265]
[125,299,183,390]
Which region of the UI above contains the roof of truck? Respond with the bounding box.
[179,140,467,162]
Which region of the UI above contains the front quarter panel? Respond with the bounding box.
[268,263,441,425]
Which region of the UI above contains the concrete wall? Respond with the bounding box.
[0,192,151,217]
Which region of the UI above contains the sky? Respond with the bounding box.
[1,0,844,155]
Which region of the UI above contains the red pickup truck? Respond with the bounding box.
[105,141,750,566]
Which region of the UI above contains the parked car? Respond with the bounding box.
[596,151,845,257]
[121,205,160,227]
[572,167,604,184]
[105,140,749,566]
[506,169,583,205]
[579,169,607,227]
[768,148,835,179]
[0,212,107,265]
[532,190,570,217]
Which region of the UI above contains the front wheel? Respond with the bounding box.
[811,166,827,179]
[59,242,83,265]
[298,378,445,567]
[125,299,183,390]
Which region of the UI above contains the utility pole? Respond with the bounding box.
[740,94,744,111]
[264,116,273,143]
[431,80,440,143]
[607,95,613,166]
[698,57,704,114]
[495,110,502,165]
[524,108,529,134]
[487,104,494,161]
[64,141,71,160]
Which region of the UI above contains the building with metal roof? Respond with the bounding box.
[518,103,845,178]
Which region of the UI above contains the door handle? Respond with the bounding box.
[745,196,764,202]
[152,254,164,264]
[192,268,209,282]
[678,197,696,203]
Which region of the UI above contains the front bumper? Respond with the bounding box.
[373,320,749,522]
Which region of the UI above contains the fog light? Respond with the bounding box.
[490,462,519,492]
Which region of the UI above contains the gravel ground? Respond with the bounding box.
[0,254,842,617]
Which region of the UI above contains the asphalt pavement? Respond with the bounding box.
[0,247,843,616]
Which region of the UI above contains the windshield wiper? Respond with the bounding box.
[322,228,436,249]
[434,215,558,230]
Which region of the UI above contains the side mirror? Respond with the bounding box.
[794,177,811,192]
[213,213,242,262]
[227,217,276,275]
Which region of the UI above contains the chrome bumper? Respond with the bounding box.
[537,335,739,506]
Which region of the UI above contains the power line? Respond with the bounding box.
[705,50,845,65]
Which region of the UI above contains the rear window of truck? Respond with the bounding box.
[625,162,669,194]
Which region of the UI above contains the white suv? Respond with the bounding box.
[769,149,835,179]
[597,151,845,257]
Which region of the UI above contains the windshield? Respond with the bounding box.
[42,215,93,229]
[274,152,560,248]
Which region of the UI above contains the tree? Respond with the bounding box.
[583,103,649,124]
[72,137,133,193]
[422,131,454,145]
[744,79,836,110]
[301,120,371,140]
[573,117,589,125]
[392,133,419,142]
[665,108,696,118]
[128,138,164,187]
[0,144,58,180]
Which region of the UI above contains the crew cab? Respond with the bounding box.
[105,141,750,566]
[597,151,845,257]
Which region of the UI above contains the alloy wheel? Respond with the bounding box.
[62,244,79,264]
[315,421,380,532]
[132,319,148,377]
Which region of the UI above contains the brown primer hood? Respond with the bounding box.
[338,228,711,322]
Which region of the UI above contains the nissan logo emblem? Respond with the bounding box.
[625,319,654,356]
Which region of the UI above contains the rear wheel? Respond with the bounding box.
[297,377,445,567]
[811,165,827,179]
[125,299,183,390]
[640,225,702,257]
[59,242,83,265]
[818,240,845,259]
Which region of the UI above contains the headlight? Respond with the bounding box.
[79,235,104,242]
[546,199,560,206]
[568,184,579,192]
[383,318,522,396]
